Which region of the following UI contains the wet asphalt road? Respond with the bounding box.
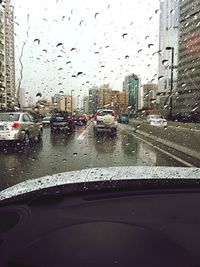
[0,121,184,191]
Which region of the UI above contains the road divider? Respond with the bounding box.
[129,120,200,161]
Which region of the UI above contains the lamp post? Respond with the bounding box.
[166,46,174,119]
[71,89,74,114]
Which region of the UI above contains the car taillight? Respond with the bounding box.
[12,122,20,129]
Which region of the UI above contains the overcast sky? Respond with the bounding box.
[12,0,160,103]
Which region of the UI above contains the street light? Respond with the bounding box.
[166,46,174,119]
[71,89,74,114]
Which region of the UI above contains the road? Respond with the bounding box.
[0,121,189,191]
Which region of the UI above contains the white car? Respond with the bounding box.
[0,111,43,146]
[93,109,118,134]
[146,115,167,126]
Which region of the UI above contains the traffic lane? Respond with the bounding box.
[0,122,184,191]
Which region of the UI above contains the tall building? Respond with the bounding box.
[83,95,89,114]
[0,3,6,107]
[4,0,15,107]
[175,0,200,119]
[0,0,15,108]
[157,0,179,113]
[97,84,112,109]
[143,83,158,109]
[58,95,72,112]
[123,74,140,116]
[88,86,99,115]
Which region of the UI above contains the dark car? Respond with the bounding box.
[50,111,75,134]
[118,113,129,124]
[73,114,87,125]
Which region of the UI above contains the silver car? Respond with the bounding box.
[146,115,167,126]
[0,111,43,145]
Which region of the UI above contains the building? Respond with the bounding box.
[104,90,129,115]
[123,74,140,116]
[83,95,89,114]
[88,86,99,115]
[157,0,179,114]
[143,83,158,109]
[58,95,72,112]
[0,0,15,108]
[175,0,200,120]
[0,3,6,107]
[4,0,15,107]
[97,84,112,109]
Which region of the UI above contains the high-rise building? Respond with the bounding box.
[4,0,15,107]
[0,3,6,107]
[143,83,158,109]
[0,0,15,108]
[88,86,99,115]
[175,0,200,119]
[97,84,112,109]
[58,95,72,112]
[123,74,140,116]
[157,0,179,113]
[83,95,89,114]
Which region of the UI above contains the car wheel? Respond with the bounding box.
[22,133,30,147]
[112,128,117,136]
[37,130,43,142]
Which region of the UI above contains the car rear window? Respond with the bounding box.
[97,111,114,116]
[0,113,20,122]
[149,115,163,119]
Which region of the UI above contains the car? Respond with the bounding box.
[42,116,51,126]
[146,115,167,127]
[50,111,75,134]
[118,113,129,124]
[0,111,43,146]
[73,113,87,125]
[93,109,118,135]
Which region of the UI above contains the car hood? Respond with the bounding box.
[1,166,200,203]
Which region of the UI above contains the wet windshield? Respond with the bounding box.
[0,0,199,194]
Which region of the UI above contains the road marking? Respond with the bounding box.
[77,126,90,140]
[130,132,195,167]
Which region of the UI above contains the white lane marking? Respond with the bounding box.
[77,124,92,140]
[130,132,195,168]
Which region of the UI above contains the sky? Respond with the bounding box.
[12,0,160,103]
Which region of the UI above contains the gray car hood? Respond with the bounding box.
[1,166,200,202]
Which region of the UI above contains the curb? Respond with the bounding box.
[132,127,200,161]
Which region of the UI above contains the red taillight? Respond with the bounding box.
[12,122,20,129]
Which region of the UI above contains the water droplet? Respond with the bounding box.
[94,12,99,18]
[34,38,40,44]
[158,75,164,81]
[122,33,128,38]
[148,43,154,48]
[56,42,63,47]
[77,71,83,76]
[162,59,168,65]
